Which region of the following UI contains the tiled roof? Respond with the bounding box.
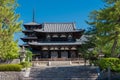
[23,22,84,33]
[24,22,40,26]
[77,35,89,44]
[43,23,75,32]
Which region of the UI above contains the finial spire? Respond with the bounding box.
[32,9,35,22]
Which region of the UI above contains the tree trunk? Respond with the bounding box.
[111,32,118,57]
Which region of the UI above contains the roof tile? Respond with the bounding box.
[43,23,75,32]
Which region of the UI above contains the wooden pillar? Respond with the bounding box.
[76,51,78,58]
[68,51,71,58]
[41,52,43,58]
[58,50,61,58]
[48,50,51,58]
[58,51,61,58]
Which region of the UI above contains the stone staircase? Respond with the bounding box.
[50,61,71,66]
[24,66,98,80]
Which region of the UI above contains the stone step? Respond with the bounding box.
[51,63,70,66]
[32,60,88,67]
[26,66,98,80]
[23,77,98,80]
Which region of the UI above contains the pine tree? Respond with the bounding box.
[88,0,120,57]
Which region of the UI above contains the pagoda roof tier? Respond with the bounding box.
[21,37,37,40]
[19,44,29,47]
[23,22,41,26]
[28,41,82,46]
[22,30,33,33]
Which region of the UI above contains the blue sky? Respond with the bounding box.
[16,0,105,45]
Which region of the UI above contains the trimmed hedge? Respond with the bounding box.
[98,58,120,72]
[0,64,22,71]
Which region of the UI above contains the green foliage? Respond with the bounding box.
[0,41,19,60]
[88,0,120,57]
[20,61,32,68]
[78,28,96,61]
[98,58,120,72]
[102,0,118,4]
[0,64,22,71]
[0,0,22,61]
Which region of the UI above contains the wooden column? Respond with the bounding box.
[41,52,43,58]
[68,51,71,58]
[48,50,51,58]
[76,51,78,58]
[58,50,61,58]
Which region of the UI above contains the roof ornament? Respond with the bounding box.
[32,8,35,22]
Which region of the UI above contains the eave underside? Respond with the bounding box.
[29,41,81,46]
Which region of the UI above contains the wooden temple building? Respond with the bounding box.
[21,20,84,61]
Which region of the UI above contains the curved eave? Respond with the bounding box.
[34,29,84,33]
[73,29,85,39]
[24,24,41,27]
[28,42,82,46]
[19,44,29,47]
[21,37,37,39]
[21,37,38,41]
[22,30,33,33]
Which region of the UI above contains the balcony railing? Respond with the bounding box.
[32,58,83,61]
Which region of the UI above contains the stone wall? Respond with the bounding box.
[99,72,120,80]
[0,72,23,80]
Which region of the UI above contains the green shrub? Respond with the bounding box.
[0,64,22,71]
[20,61,31,68]
[98,58,120,72]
